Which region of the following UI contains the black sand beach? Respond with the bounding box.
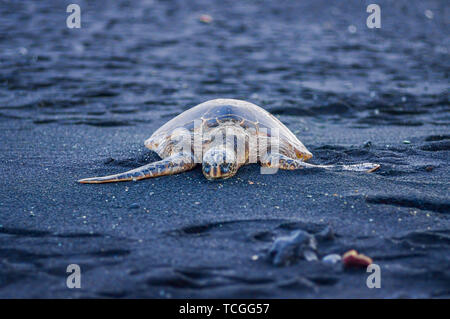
[0,0,449,298]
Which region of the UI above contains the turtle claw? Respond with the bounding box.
[78,176,128,183]
[78,178,92,184]
[78,177,105,184]
[367,164,381,173]
[341,162,380,173]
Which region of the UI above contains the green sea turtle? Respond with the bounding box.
[79,99,379,183]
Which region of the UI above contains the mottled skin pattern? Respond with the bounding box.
[78,152,196,183]
[79,99,379,183]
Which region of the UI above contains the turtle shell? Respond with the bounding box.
[145,99,312,160]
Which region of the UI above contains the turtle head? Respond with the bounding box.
[202,146,238,180]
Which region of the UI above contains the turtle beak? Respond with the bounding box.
[203,163,237,180]
[203,168,219,180]
[208,164,223,179]
[202,163,219,180]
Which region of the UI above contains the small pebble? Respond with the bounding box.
[268,230,316,266]
[322,254,342,265]
[342,250,372,268]
[348,25,357,33]
[199,14,213,24]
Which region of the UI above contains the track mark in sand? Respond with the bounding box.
[392,230,450,247]
[97,291,128,298]
[370,252,427,261]
[420,141,450,152]
[145,266,278,291]
[146,268,232,289]
[176,267,274,285]
[34,118,135,127]
[306,276,339,286]
[88,249,131,257]
[0,227,50,237]
[0,228,134,283]
[275,277,319,292]
[174,266,230,279]
[0,248,62,262]
[55,232,103,238]
[0,226,107,239]
[250,230,274,242]
[168,219,332,238]
[277,221,331,234]
[366,195,450,213]
[425,135,450,142]
[166,218,291,236]
[0,263,30,289]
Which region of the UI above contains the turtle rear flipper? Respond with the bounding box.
[78,153,195,184]
[261,153,380,173]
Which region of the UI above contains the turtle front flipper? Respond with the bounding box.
[78,153,196,184]
[261,153,380,173]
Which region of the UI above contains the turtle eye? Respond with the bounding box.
[204,164,211,174]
